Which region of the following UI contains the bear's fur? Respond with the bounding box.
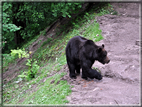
[65,36,110,80]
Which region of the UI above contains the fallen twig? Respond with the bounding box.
[114,99,119,106]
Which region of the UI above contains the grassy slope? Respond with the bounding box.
[3,3,114,105]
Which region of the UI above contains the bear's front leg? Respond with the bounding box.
[81,60,91,80]
[81,69,88,80]
[88,69,102,80]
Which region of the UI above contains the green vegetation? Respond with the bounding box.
[4,72,70,104]
[3,3,114,105]
[93,67,101,74]
[10,49,40,80]
[2,2,83,53]
[21,73,70,104]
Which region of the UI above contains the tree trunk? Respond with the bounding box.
[12,3,25,46]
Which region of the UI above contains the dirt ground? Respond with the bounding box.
[62,3,141,106]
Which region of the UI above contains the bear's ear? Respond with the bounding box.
[102,44,104,48]
[97,47,102,53]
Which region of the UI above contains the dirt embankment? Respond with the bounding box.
[63,3,140,105]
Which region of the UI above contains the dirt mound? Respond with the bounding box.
[62,3,140,105]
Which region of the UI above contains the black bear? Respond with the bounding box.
[65,36,110,80]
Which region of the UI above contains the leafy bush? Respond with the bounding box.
[10,49,40,80]
[11,49,29,58]
[19,59,40,80]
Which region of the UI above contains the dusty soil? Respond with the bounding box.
[62,3,141,105]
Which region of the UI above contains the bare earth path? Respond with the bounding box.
[63,3,141,105]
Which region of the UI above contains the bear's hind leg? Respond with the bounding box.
[68,62,77,79]
[75,65,80,76]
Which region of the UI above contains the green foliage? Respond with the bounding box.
[97,3,114,16]
[11,49,29,58]
[2,3,21,33]
[10,49,39,80]
[19,59,40,80]
[2,54,17,72]
[51,3,82,18]
[20,73,71,104]
[93,67,101,74]
[41,37,53,47]
[4,72,71,104]
[3,24,21,32]
[2,2,83,54]
[2,3,21,53]
[82,21,103,42]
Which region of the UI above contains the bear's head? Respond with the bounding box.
[96,44,110,64]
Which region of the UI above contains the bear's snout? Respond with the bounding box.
[106,59,110,63]
[104,57,110,64]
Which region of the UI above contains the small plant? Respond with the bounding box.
[93,67,101,74]
[10,49,40,80]
[19,59,40,80]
